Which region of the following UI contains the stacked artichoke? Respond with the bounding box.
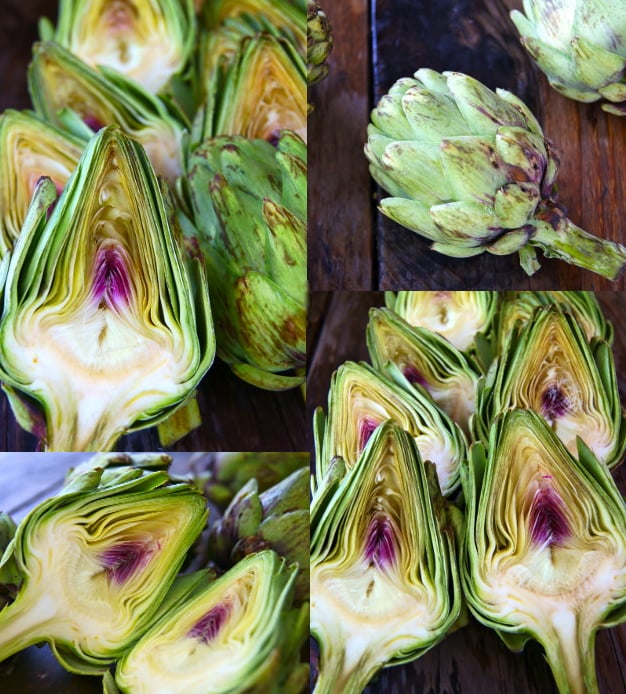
[0,453,310,691]
[0,0,307,450]
[311,291,626,694]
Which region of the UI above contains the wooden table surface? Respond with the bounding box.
[0,0,305,453]
[308,291,626,693]
[309,0,626,291]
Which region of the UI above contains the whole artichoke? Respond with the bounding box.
[365,68,626,279]
[307,1,333,85]
[511,0,626,115]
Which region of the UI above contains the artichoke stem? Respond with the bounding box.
[542,612,598,694]
[0,591,54,662]
[531,214,626,281]
[314,645,377,694]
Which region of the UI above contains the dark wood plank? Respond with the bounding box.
[307,0,375,290]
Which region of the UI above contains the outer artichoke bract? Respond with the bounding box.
[366,306,480,434]
[311,421,462,694]
[385,290,497,355]
[184,131,305,391]
[193,33,307,146]
[207,467,309,603]
[511,1,626,115]
[307,1,332,85]
[495,290,613,354]
[0,109,84,259]
[0,125,215,451]
[365,69,626,279]
[0,458,207,674]
[115,550,308,694]
[475,305,626,469]
[462,410,626,694]
[315,361,467,496]
[40,0,196,94]
[29,41,186,185]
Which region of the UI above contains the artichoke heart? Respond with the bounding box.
[476,305,625,469]
[29,41,186,185]
[0,459,208,674]
[0,125,215,451]
[316,361,467,496]
[43,0,195,93]
[311,421,462,694]
[462,410,626,694]
[115,550,308,694]
[0,109,84,259]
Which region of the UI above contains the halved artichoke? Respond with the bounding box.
[0,125,215,451]
[462,409,626,693]
[0,109,84,259]
[40,0,196,94]
[193,33,307,146]
[0,459,208,674]
[385,291,497,355]
[311,421,462,693]
[114,550,308,694]
[29,41,187,184]
[314,361,467,496]
[475,305,626,469]
[366,306,480,434]
[183,131,305,391]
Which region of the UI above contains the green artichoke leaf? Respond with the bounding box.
[462,409,626,694]
[29,41,187,185]
[319,361,467,496]
[311,421,462,693]
[0,459,208,674]
[0,126,215,452]
[185,132,305,391]
[385,290,498,355]
[193,33,306,147]
[115,550,307,694]
[475,304,625,469]
[0,109,85,259]
[367,306,480,434]
[43,0,195,94]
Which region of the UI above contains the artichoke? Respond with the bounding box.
[462,409,626,694]
[366,306,480,434]
[314,361,467,496]
[511,1,626,115]
[475,305,626,469]
[193,33,307,146]
[311,421,462,693]
[39,0,196,94]
[365,69,626,279]
[29,41,187,185]
[183,131,305,391]
[207,467,309,603]
[0,125,215,451]
[114,550,309,694]
[0,458,207,673]
[0,109,84,259]
[307,1,333,85]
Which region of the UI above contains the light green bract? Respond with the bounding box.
[184,131,305,391]
[462,410,626,694]
[39,0,196,94]
[114,550,309,694]
[0,457,208,674]
[365,69,626,279]
[311,421,462,694]
[307,1,333,85]
[0,125,215,451]
[511,0,626,115]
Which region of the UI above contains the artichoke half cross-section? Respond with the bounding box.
[0,126,215,451]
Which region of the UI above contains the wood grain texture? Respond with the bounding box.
[308,0,626,290]
[0,0,305,453]
[308,290,626,693]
